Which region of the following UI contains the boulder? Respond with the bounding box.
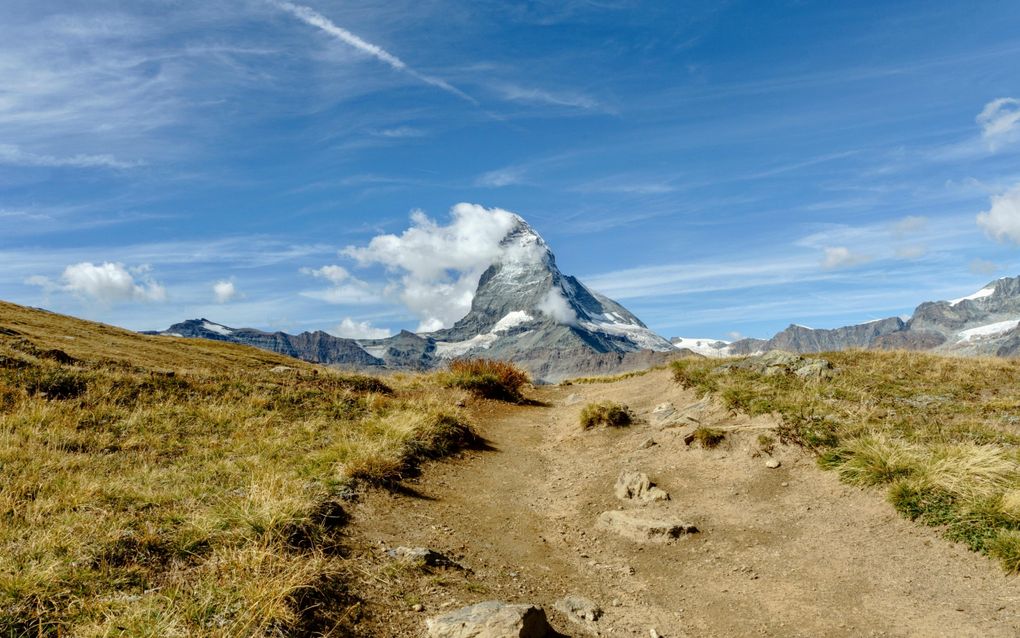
[614,471,670,503]
[651,402,676,424]
[426,601,553,638]
[596,510,698,543]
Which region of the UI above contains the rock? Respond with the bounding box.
[597,510,698,543]
[720,351,835,380]
[387,546,457,568]
[269,365,293,373]
[614,471,670,502]
[675,396,712,427]
[426,601,553,638]
[792,358,835,379]
[637,438,657,450]
[564,393,581,406]
[765,458,781,469]
[651,402,676,424]
[414,603,425,612]
[555,594,602,625]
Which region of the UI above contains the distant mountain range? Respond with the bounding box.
[675,276,1020,358]
[149,216,683,382]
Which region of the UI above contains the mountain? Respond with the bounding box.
[148,319,384,367]
[150,216,680,381]
[726,276,1020,357]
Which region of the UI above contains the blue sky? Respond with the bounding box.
[2,0,1019,340]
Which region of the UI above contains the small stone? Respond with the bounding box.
[387,547,457,568]
[413,604,425,612]
[650,629,660,638]
[765,458,781,469]
[555,595,603,624]
[611,599,621,607]
[615,471,670,502]
[781,482,789,487]
[638,438,657,450]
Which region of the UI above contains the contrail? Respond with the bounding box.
[272,1,477,104]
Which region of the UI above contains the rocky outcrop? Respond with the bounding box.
[596,510,698,543]
[425,601,554,638]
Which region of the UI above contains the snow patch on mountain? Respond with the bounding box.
[492,311,533,332]
[958,319,1020,341]
[951,285,997,306]
[671,337,732,357]
[201,321,233,336]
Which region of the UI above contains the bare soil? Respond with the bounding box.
[345,368,1020,637]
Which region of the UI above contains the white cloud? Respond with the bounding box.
[343,203,525,331]
[893,215,927,236]
[299,264,380,304]
[894,245,927,260]
[977,97,1020,151]
[272,1,475,104]
[970,258,999,275]
[822,246,872,269]
[213,279,239,303]
[475,167,525,188]
[535,288,577,325]
[332,317,391,339]
[28,261,167,305]
[0,144,142,169]
[976,184,1020,245]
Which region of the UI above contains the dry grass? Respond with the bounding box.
[672,350,1020,571]
[563,365,666,385]
[438,358,530,402]
[579,400,632,429]
[0,301,477,635]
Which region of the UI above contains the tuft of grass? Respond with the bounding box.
[692,426,726,448]
[674,349,1020,571]
[579,400,632,429]
[987,530,1020,572]
[671,359,719,395]
[439,358,530,402]
[0,300,477,635]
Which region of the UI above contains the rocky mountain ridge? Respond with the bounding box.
[716,276,1020,357]
[150,216,681,381]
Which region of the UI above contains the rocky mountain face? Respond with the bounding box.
[724,276,1020,358]
[151,216,680,382]
[149,319,384,367]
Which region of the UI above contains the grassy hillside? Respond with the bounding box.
[0,301,480,636]
[673,350,1020,572]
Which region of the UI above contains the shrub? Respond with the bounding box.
[442,359,530,402]
[21,368,88,400]
[579,400,632,429]
[692,426,726,448]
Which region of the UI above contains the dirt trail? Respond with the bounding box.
[349,369,1020,637]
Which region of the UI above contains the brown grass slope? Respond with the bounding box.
[0,300,485,636]
[673,350,1020,572]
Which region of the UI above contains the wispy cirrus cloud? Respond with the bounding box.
[0,143,143,169]
[493,83,603,111]
[271,1,477,105]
